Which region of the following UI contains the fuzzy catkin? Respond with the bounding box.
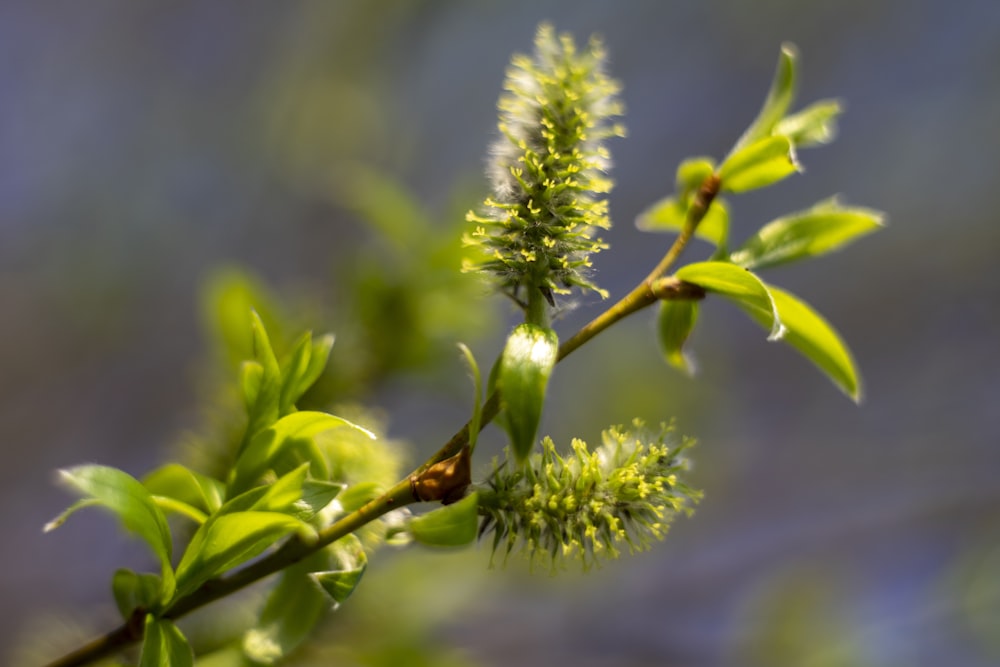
[464,23,625,306]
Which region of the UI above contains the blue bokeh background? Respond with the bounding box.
[2,2,998,665]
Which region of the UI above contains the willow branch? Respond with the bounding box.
[45,172,721,667]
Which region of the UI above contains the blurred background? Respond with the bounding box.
[2,1,999,665]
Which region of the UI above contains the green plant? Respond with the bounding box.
[41,24,882,667]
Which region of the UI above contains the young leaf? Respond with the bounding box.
[774,99,842,148]
[730,198,885,270]
[457,343,483,453]
[738,284,862,401]
[47,465,175,597]
[730,43,798,154]
[230,411,374,495]
[675,157,716,196]
[657,300,699,376]
[239,361,264,414]
[277,331,314,415]
[112,569,163,619]
[409,492,479,548]
[498,324,559,462]
[719,135,800,193]
[242,553,331,665]
[310,535,368,609]
[140,616,194,667]
[243,311,283,442]
[675,261,784,340]
[336,481,383,513]
[174,512,313,598]
[143,463,225,515]
[636,195,730,250]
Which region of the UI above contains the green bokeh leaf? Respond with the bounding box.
[774,99,842,148]
[311,534,368,609]
[719,135,800,193]
[174,511,313,598]
[731,43,798,154]
[657,300,700,376]
[337,481,383,513]
[739,284,862,401]
[112,569,163,620]
[498,324,559,462]
[46,465,175,599]
[278,331,314,415]
[242,552,331,665]
[730,198,885,270]
[675,261,784,340]
[675,156,716,196]
[636,195,730,250]
[140,616,193,667]
[409,492,479,548]
[143,463,225,515]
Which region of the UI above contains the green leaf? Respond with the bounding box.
[174,511,313,598]
[719,135,800,193]
[337,481,383,513]
[230,411,374,495]
[498,324,559,462]
[457,343,483,453]
[47,465,175,598]
[242,553,331,665]
[730,198,885,270]
[774,99,842,148]
[248,463,343,521]
[739,284,862,401]
[675,261,784,340]
[140,616,193,667]
[731,42,798,154]
[239,361,264,414]
[409,492,479,548]
[112,569,163,619]
[278,331,313,415]
[311,535,368,609]
[277,331,334,416]
[675,157,716,196]
[636,195,730,250]
[657,300,699,376]
[243,311,283,442]
[143,463,225,515]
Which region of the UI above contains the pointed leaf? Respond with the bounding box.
[231,411,374,494]
[740,284,862,401]
[657,300,699,376]
[242,311,283,442]
[498,324,559,462]
[48,465,175,597]
[174,512,313,598]
[310,535,367,608]
[730,198,885,270]
[409,492,479,548]
[457,343,484,452]
[675,261,784,340]
[731,43,798,154]
[295,334,335,405]
[278,332,313,415]
[239,361,264,414]
[143,463,225,515]
[112,569,163,620]
[719,135,800,193]
[140,616,193,667]
[775,99,842,148]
